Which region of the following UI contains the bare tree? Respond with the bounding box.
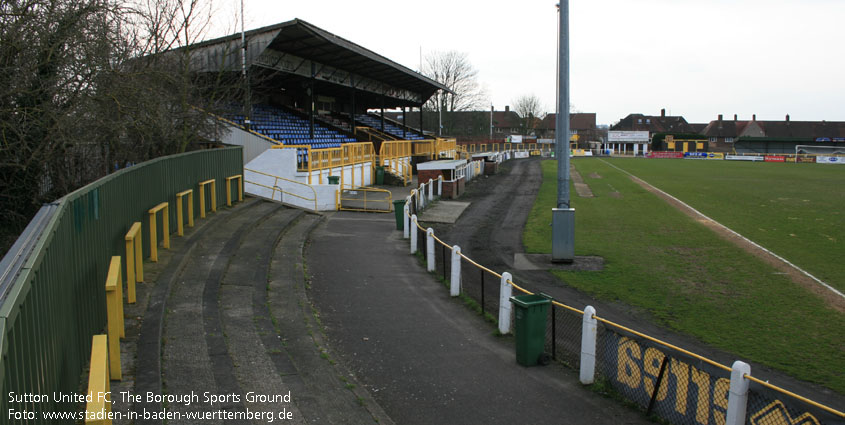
[512,94,546,136]
[421,50,488,114]
[0,0,237,255]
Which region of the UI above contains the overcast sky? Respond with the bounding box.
[218,0,845,125]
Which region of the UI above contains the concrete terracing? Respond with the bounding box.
[110,182,651,424]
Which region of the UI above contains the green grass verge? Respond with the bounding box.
[523,158,845,394]
[599,157,845,292]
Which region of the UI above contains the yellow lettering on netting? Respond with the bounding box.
[617,337,642,390]
[712,378,730,425]
[670,358,690,415]
[749,400,821,425]
[643,347,668,401]
[690,367,712,424]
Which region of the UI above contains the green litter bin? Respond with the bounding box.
[327,176,340,185]
[376,166,385,185]
[392,200,405,230]
[510,293,552,366]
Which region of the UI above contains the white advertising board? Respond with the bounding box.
[725,155,764,162]
[608,131,649,142]
[816,156,845,164]
[508,135,523,144]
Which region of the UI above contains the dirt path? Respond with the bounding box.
[570,163,594,198]
[599,159,845,313]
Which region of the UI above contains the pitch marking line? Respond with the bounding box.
[598,158,845,301]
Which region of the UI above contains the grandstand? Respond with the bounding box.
[188,19,450,159]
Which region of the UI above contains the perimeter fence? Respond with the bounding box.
[403,180,845,425]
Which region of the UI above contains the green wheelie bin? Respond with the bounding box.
[510,293,552,366]
[327,176,340,185]
[392,200,405,230]
[376,166,385,185]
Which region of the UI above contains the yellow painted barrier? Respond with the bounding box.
[124,223,142,303]
[175,189,194,237]
[85,334,112,424]
[105,256,122,380]
[198,179,217,218]
[225,174,243,206]
[147,202,169,262]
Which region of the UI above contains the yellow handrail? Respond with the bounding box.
[244,167,319,212]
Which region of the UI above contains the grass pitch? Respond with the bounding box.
[599,157,845,292]
[523,158,845,394]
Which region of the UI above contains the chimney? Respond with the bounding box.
[734,114,738,121]
[661,108,666,117]
[786,114,790,122]
[505,105,509,112]
[752,114,756,121]
[718,114,723,121]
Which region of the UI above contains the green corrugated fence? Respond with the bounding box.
[0,147,242,424]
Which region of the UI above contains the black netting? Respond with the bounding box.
[545,304,582,368]
[594,325,736,425]
[746,385,841,425]
[459,259,500,318]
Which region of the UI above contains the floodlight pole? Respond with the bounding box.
[241,0,251,131]
[552,0,574,263]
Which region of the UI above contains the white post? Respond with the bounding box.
[410,214,418,254]
[580,305,597,384]
[427,178,433,201]
[498,272,513,334]
[726,361,751,425]
[426,228,435,272]
[419,185,425,209]
[403,202,410,239]
[450,246,461,297]
[438,176,443,197]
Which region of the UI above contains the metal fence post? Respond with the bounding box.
[498,272,513,334]
[438,176,443,197]
[410,214,418,254]
[403,201,410,239]
[427,178,433,201]
[726,361,751,425]
[426,228,435,272]
[580,305,597,384]
[450,246,461,297]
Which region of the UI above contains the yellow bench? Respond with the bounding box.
[198,179,216,218]
[175,189,194,236]
[225,174,243,207]
[147,202,169,262]
[105,256,123,380]
[85,334,111,424]
[124,222,142,303]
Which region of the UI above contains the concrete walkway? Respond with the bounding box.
[306,209,652,424]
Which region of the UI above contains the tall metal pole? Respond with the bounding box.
[490,104,493,141]
[555,1,570,209]
[241,0,251,131]
[552,1,574,263]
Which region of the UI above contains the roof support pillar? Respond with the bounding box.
[419,105,424,136]
[350,76,356,136]
[310,62,315,139]
[381,95,385,132]
[403,106,407,139]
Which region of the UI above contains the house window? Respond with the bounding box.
[725,137,734,143]
[709,137,717,143]
[637,119,642,124]
[646,119,651,124]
